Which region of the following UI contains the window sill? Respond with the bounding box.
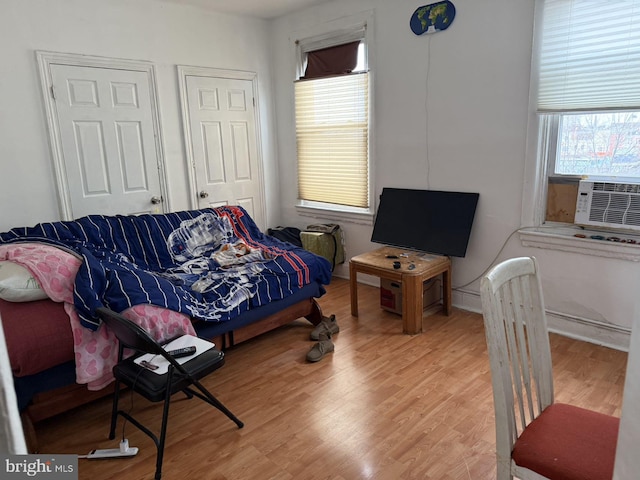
[518,225,640,262]
[295,202,374,226]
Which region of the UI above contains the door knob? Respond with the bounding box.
[150,196,163,205]
[199,191,209,199]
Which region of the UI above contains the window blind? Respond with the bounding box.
[303,41,360,79]
[537,0,640,112]
[295,72,369,208]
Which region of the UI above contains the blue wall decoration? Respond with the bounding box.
[410,1,456,35]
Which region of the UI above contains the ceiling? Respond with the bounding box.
[153,0,333,19]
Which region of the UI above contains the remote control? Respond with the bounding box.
[166,346,197,358]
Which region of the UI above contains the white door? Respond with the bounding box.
[49,64,165,218]
[183,74,265,228]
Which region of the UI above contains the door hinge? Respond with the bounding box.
[50,85,56,100]
[253,97,255,107]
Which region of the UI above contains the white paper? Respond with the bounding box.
[133,334,215,375]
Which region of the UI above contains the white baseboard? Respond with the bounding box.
[337,275,632,351]
[454,289,631,352]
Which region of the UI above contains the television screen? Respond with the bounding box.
[371,188,479,257]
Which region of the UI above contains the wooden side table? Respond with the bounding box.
[349,246,451,335]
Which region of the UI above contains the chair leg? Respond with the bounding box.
[496,455,514,480]
[182,389,194,399]
[190,380,244,428]
[153,383,173,480]
[108,378,122,440]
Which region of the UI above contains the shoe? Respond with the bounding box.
[306,333,335,362]
[310,314,339,341]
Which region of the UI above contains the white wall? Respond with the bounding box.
[0,0,280,231]
[270,0,637,348]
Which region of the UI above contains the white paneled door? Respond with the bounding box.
[183,74,264,228]
[50,64,165,218]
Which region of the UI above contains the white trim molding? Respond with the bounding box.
[292,10,376,223]
[36,51,169,220]
[176,65,266,225]
[456,288,631,351]
[345,277,631,351]
[518,226,640,262]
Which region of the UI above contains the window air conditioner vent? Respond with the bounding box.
[575,180,640,232]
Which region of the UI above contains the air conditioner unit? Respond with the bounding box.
[574,180,640,232]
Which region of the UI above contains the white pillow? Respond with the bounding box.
[0,261,49,302]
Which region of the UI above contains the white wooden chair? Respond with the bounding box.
[480,256,619,480]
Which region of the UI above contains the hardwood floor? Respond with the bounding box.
[35,278,628,479]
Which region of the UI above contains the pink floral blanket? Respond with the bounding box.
[0,243,195,390]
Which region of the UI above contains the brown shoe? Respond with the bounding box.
[306,333,335,362]
[310,314,339,341]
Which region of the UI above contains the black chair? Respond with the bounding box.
[96,307,244,480]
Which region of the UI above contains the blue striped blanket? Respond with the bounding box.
[0,207,332,330]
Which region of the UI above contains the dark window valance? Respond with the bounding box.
[303,41,360,79]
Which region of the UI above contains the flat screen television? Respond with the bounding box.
[371,188,479,257]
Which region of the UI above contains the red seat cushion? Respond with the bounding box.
[512,403,619,480]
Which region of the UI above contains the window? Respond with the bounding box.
[553,113,640,178]
[295,24,372,217]
[533,0,640,223]
[522,0,640,259]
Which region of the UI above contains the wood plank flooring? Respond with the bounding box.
[34,278,628,479]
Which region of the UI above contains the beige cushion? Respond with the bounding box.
[0,261,48,302]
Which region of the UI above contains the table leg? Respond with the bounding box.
[349,262,359,317]
[402,274,423,335]
[442,266,452,315]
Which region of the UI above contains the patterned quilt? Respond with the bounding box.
[0,206,332,331]
[0,243,195,389]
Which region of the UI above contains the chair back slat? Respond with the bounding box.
[517,275,540,415]
[480,257,555,457]
[502,276,533,432]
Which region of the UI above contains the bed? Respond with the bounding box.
[0,206,332,449]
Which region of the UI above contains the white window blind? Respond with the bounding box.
[538,0,640,112]
[295,72,369,208]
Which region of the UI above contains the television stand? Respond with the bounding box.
[349,246,451,335]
